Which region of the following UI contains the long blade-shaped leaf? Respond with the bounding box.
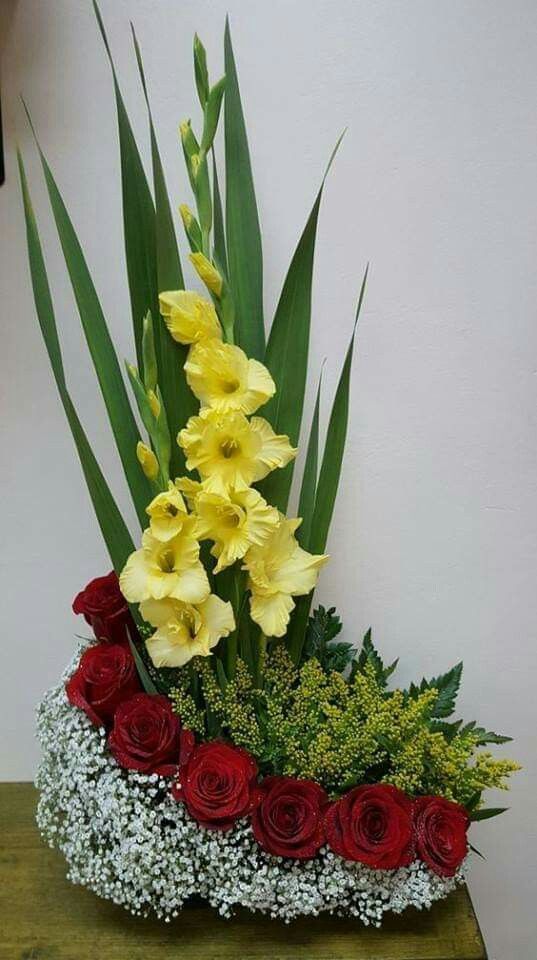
[287,267,367,663]
[93,1,158,373]
[310,265,367,554]
[296,365,323,549]
[23,104,151,527]
[260,135,344,513]
[212,151,228,276]
[18,151,134,573]
[224,18,264,359]
[131,24,197,476]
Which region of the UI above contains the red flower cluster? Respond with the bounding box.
[66,575,470,879]
[171,745,469,876]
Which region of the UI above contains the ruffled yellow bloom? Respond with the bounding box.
[195,487,279,573]
[141,595,235,668]
[189,252,223,297]
[136,441,159,481]
[243,517,328,637]
[120,526,209,604]
[146,482,192,542]
[178,409,297,495]
[185,338,275,415]
[159,290,221,345]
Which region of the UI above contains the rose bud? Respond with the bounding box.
[65,643,140,728]
[413,796,469,877]
[108,693,194,777]
[172,741,258,830]
[325,783,414,869]
[72,571,135,646]
[251,776,328,859]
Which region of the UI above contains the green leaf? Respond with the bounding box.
[296,365,323,550]
[127,628,159,695]
[408,662,463,719]
[201,76,226,154]
[212,152,228,276]
[18,150,134,574]
[22,103,151,528]
[470,807,509,822]
[193,34,209,108]
[353,628,397,688]
[309,264,368,555]
[93,1,157,373]
[131,23,197,475]
[224,17,264,359]
[261,136,345,513]
[459,721,513,745]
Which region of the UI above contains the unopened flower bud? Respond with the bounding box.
[136,442,159,481]
[189,252,223,298]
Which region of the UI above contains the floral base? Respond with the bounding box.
[35,652,466,926]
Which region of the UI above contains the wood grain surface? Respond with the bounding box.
[0,782,487,960]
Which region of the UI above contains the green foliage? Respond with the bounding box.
[303,606,354,673]
[406,662,463,719]
[169,634,519,807]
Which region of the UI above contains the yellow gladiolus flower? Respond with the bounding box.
[243,517,328,637]
[145,482,193,542]
[136,442,159,481]
[159,290,221,345]
[141,594,235,668]
[189,252,223,297]
[195,487,279,573]
[178,409,297,495]
[185,338,275,415]
[120,527,209,604]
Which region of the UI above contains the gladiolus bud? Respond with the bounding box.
[136,442,159,481]
[147,389,161,419]
[179,204,203,253]
[189,252,223,298]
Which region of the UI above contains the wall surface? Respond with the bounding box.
[1,0,536,955]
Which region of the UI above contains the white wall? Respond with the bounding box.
[1,0,536,954]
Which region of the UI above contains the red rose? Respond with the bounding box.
[413,796,469,877]
[108,693,194,777]
[73,571,134,645]
[172,741,258,830]
[325,784,414,868]
[251,776,328,859]
[66,643,141,727]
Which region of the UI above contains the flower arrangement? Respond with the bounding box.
[21,3,518,925]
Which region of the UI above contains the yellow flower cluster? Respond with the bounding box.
[120,290,328,667]
[185,648,519,802]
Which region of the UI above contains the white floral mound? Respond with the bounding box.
[35,654,465,925]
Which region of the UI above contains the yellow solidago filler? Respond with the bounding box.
[159,290,221,345]
[136,441,159,481]
[189,252,223,297]
[185,338,276,415]
[120,526,209,604]
[194,486,279,573]
[141,594,234,668]
[243,517,328,637]
[178,409,296,496]
[146,482,190,542]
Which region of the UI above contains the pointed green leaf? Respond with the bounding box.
[193,34,209,108]
[93,1,157,373]
[212,152,228,276]
[408,662,463,719]
[131,24,198,475]
[309,265,368,554]
[260,135,345,513]
[23,104,151,527]
[296,365,323,549]
[224,18,264,359]
[18,150,134,573]
[470,807,509,822]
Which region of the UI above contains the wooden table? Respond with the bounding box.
[0,782,487,960]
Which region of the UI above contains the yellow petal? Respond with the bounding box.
[169,561,210,603]
[119,549,150,602]
[184,339,275,414]
[249,590,295,638]
[159,290,221,344]
[249,417,297,481]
